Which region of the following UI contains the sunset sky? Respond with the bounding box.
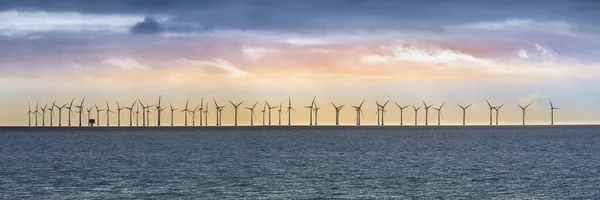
[2,0,600,125]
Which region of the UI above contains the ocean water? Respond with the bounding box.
[1,126,600,199]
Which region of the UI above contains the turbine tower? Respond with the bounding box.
[287,97,296,125]
[27,102,32,126]
[124,101,137,126]
[494,104,504,125]
[304,97,316,126]
[395,103,410,126]
[518,103,531,125]
[85,106,92,126]
[155,95,164,126]
[457,104,472,125]
[379,100,390,126]
[261,104,266,126]
[218,106,225,126]
[313,104,321,126]
[116,101,124,127]
[203,103,209,126]
[486,100,496,126]
[135,104,140,126]
[412,105,421,125]
[331,102,344,126]
[265,101,278,126]
[145,102,152,126]
[277,102,283,125]
[56,102,68,126]
[65,98,74,126]
[94,104,104,126]
[169,102,177,126]
[198,99,204,126]
[40,103,48,126]
[189,105,199,126]
[549,100,560,125]
[48,102,55,126]
[352,100,366,125]
[181,100,190,126]
[229,100,244,126]
[245,101,259,126]
[375,102,381,126]
[213,99,221,126]
[75,97,85,126]
[422,101,433,126]
[33,102,39,126]
[105,101,114,126]
[433,103,444,126]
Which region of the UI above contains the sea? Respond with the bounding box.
[1,126,599,199]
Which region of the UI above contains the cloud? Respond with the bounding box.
[242,47,277,60]
[102,58,147,70]
[362,45,493,66]
[518,49,529,59]
[130,17,165,35]
[280,38,329,46]
[176,58,249,76]
[0,10,143,36]
[534,43,558,61]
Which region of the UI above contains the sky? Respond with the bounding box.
[2,0,600,126]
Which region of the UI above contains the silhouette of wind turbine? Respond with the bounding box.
[203,103,209,126]
[494,104,504,125]
[105,101,114,126]
[314,103,321,126]
[155,95,164,126]
[86,105,93,126]
[277,102,283,125]
[74,97,85,126]
[229,100,244,126]
[457,104,472,126]
[549,100,560,125]
[518,102,531,125]
[331,102,344,126]
[287,97,296,125]
[56,102,68,126]
[213,99,221,126]
[27,102,32,126]
[261,103,266,125]
[353,100,366,125]
[169,102,177,126]
[413,105,421,125]
[486,100,496,126]
[94,103,104,126]
[433,103,444,126]
[304,97,316,126]
[33,102,39,126]
[181,100,190,126]
[40,103,48,126]
[245,101,259,126]
[422,101,433,126]
[265,101,278,126]
[65,98,75,126]
[124,101,137,126]
[135,103,140,126]
[395,103,410,125]
[116,101,124,126]
[379,100,390,126]
[198,98,204,126]
[218,106,225,126]
[48,102,56,126]
[189,105,199,126]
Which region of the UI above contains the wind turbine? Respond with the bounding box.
[277,102,283,125]
[395,103,410,126]
[331,102,344,126]
[55,102,68,126]
[65,98,74,126]
[433,103,444,126]
[549,100,559,125]
[352,100,366,125]
[75,97,85,126]
[245,101,259,126]
[48,102,55,126]
[146,102,153,126]
[494,104,504,125]
[286,97,296,125]
[379,100,390,126]
[181,100,190,126]
[218,106,225,126]
[169,102,177,126]
[33,102,39,126]
[213,99,221,126]
[27,102,32,126]
[486,100,496,126]
[204,103,209,126]
[412,105,421,125]
[135,104,140,126]
[198,98,204,126]
[265,101,278,126]
[314,104,321,126]
[422,101,433,126]
[189,105,199,126]
[94,103,104,126]
[124,101,137,126]
[86,106,92,126]
[375,102,381,126]
[229,100,244,126]
[457,104,472,125]
[105,101,114,126]
[518,103,531,125]
[304,97,316,126]
[155,95,164,126]
[40,103,48,126]
[116,101,124,127]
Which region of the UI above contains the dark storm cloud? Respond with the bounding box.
[2,0,600,33]
[130,17,165,35]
